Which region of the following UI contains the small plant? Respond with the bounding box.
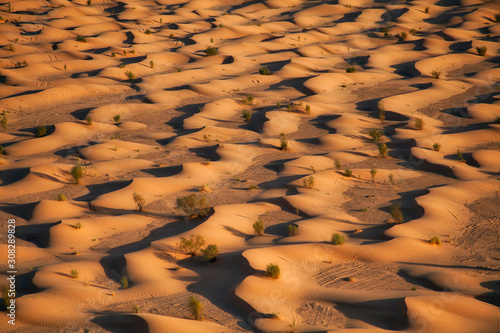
[72,222,82,229]
[368,129,383,142]
[494,12,500,23]
[149,60,154,68]
[70,269,79,279]
[114,114,121,123]
[433,143,441,151]
[57,193,67,201]
[280,133,288,151]
[378,143,388,158]
[205,46,218,56]
[188,296,203,320]
[86,116,92,125]
[242,95,254,105]
[390,203,403,224]
[457,149,465,163]
[409,28,417,35]
[476,46,487,56]
[1,116,7,130]
[145,29,152,35]
[335,159,341,170]
[70,164,84,183]
[378,103,385,122]
[7,44,16,52]
[429,236,441,245]
[360,207,368,212]
[259,67,272,75]
[76,36,87,43]
[180,234,206,256]
[370,168,377,182]
[111,52,116,57]
[265,263,280,279]
[133,192,145,211]
[344,169,352,177]
[414,118,424,130]
[201,244,218,262]
[199,184,209,193]
[400,32,408,40]
[303,176,314,189]
[411,286,418,291]
[287,224,298,236]
[305,104,311,114]
[331,233,345,245]
[424,7,429,14]
[121,275,129,289]
[132,305,140,313]
[253,219,264,236]
[35,125,47,137]
[176,194,210,218]
[431,70,441,79]
[125,71,135,80]
[346,66,357,73]
[243,109,252,123]
[389,173,394,185]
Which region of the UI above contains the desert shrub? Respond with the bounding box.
[72,222,82,229]
[429,236,441,245]
[476,46,487,56]
[243,109,252,123]
[145,29,152,35]
[414,118,424,130]
[265,263,280,279]
[431,70,440,79]
[303,176,314,189]
[335,159,341,169]
[344,169,352,177]
[331,233,345,245]
[201,244,218,262]
[76,36,87,43]
[253,219,264,236]
[378,143,388,158]
[305,104,311,114]
[242,95,254,105]
[87,0,91,5]
[71,164,84,183]
[111,51,116,57]
[457,149,465,163]
[180,234,206,256]
[35,125,47,137]
[346,66,356,73]
[495,116,500,124]
[433,143,441,151]
[287,224,298,236]
[378,103,385,122]
[86,116,92,125]
[368,129,383,142]
[188,296,203,320]
[259,67,272,75]
[409,28,417,35]
[424,7,429,14]
[121,275,129,289]
[390,203,403,224]
[388,173,394,185]
[70,269,79,279]
[176,194,210,218]
[8,44,16,52]
[495,12,500,23]
[114,114,121,123]
[280,133,288,151]
[125,71,135,80]
[133,192,145,211]
[400,32,408,40]
[149,60,154,68]
[370,168,377,181]
[57,193,67,201]
[132,305,140,313]
[205,46,218,56]
[1,116,7,130]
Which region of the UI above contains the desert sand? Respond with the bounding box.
[0,0,499,332]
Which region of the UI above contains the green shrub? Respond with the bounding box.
[390,203,403,224]
[57,193,67,201]
[335,159,341,169]
[287,224,298,236]
[132,305,140,313]
[87,0,91,5]
[70,269,79,279]
[180,234,206,256]
[370,168,377,181]
[495,12,500,23]
[253,219,264,236]
[414,118,424,130]
[259,67,272,75]
[149,60,154,68]
[145,29,152,35]
[280,133,288,151]
[346,66,356,73]
[243,109,252,123]
[433,143,441,151]
[111,51,116,57]
[476,46,487,56]
[35,125,47,137]
[265,263,280,279]
[344,169,352,177]
[368,129,383,142]
[378,143,388,158]
[72,222,82,229]
[424,7,429,14]
[70,164,84,183]
[176,194,210,218]
[388,173,394,185]
[1,116,7,130]
[400,32,407,40]
[409,28,417,35]
[205,46,218,56]
[114,114,121,123]
[303,176,314,189]
[331,233,345,245]
[242,95,254,105]
[431,70,440,79]
[201,244,218,262]
[125,71,135,80]
[188,296,203,320]
[133,192,145,211]
[121,275,129,289]
[86,116,92,125]
[76,36,87,43]
[457,149,465,163]
[305,104,311,114]
[429,236,441,245]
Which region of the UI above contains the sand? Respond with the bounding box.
[0,0,499,332]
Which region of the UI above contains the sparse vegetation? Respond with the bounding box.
[87,0,91,5]
[132,305,140,313]
[368,129,383,142]
[125,70,135,80]
[265,263,280,279]
[457,149,465,163]
[335,159,341,170]
[370,168,377,182]
[57,193,67,201]
[72,222,82,229]
[188,296,203,320]
[145,29,152,35]
[331,233,345,245]
[114,114,121,123]
[70,269,79,279]
[133,192,145,211]
[70,164,84,183]
[201,244,218,262]
[111,51,116,57]
[180,234,206,256]
[253,219,264,236]
[205,46,218,56]
[346,66,357,73]
[243,109,252,123]
[1,116,7,130]
[176,194,210,218]
[86,116,92,125]
[303,176,315,189]
[35,125,47,137]
[305,104,311,114]
[8,44,16,52]
[378,143,388,158]
[433,143,441,151]
[280,133,288,151]
[242,95,254,105]
[390,203,403,224]
[287,224,298,236]
[409,28,417,35]
[149,60,154,68]
[378,103,385,122]
[429,236,441,245]
[495,12,500,23]
[400,32,408,40]
[414,118,424,130]
[431,70,440,79]
[121,275,129,289]
[476,46,487,56]
[424,6,429,14]
[76,36,87,43]
[344,169,352,177]
[259,67,272,75]
[389,173,394,185]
